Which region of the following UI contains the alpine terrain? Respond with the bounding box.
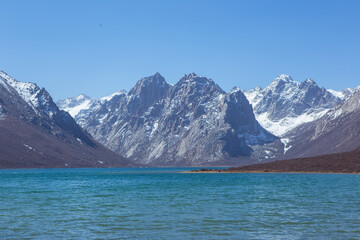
[58,73,279,166]
[280,89,360,159]
[244,74,341,137]
[0,71,135,168]
[59,73,360,167]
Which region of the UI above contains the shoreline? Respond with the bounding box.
[182,170,360,174]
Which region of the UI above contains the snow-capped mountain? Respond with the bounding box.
[0,71,60,118]
[244,74,341,137]
[0,70,134,168]
[59,73,278,166]
[281,89,360,159]
[328,86,360,100]
[57,90,128,128]
[56,94,92,117]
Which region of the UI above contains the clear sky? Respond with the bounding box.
[1,0,359,100]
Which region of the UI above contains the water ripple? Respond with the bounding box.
[0,168,359,239]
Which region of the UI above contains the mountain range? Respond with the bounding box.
[1,69,359,168]
[58,72,360,167]
[58,73,277,166]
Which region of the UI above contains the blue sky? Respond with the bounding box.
[1,0,359,100]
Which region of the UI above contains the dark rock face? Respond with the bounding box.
[0,71,134,169]
[60,73,277,166]
[127,72,170,112]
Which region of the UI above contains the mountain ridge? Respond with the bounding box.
[59,73,278,166]
[57,72,360,167]
[244,74,341,136]
[0,71,135,169]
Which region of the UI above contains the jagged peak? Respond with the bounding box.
[301,78,317,86]
[299,78,319,90]
[178,73,215,86]
[226,88,248,106]
[274,74,294,83]
[304,78,315,83]
[132,72,168,90]
[0,70,38,89]
[144,72,165,82]
[328,89,344,99]
[230,86,242,94]
[153,72,162,77]
[267,74,298,90]
[100,89,127,102]
[180,72,198,81]
[57,94,92,108]
[76,94,92,101]
[246,86,262,93]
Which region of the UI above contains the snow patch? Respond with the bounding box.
[63,99,92,117]
[255,109,329,137]
[100,90,127,103]
[328,89,344,99]
[280,138,292,154]
[24,144,35,151]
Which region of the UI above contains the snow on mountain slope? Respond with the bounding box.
[0,71,58,117]
[57,94,92,117]
[100,90,127,103]
[254,108,329,137]
[56,90,127,123]
[59,73,279,166]
[0,70,135,168]
[281,90,360,159]
[328,89,346,99]
[244,74,341,137]
[328,86,360,100]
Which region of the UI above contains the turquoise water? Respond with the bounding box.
[0,168,359,239]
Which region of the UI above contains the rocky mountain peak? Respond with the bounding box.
[299,78,318,89]
[272,74,295,84]
[266,74,299,95]
[304,78,315,84]
[129,72,168,95]
[100,90,127,103]
[77,94,91,101]
[57,94,92,108]
[174,73,223,99]
[226,87,246,104]
[0,70,134,168]
[180,72,198,81]
[0,71,61,118]
[127,73,171,113]
[245,74,341,136]
[59,73,279,166]
[178,73,215,87]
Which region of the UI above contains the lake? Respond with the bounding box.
[0,168,359,239]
